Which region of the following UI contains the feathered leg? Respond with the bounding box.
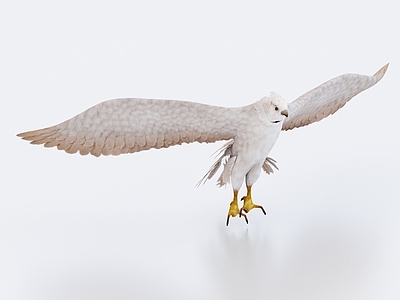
[226,190,248,226]
[239,186,266,217]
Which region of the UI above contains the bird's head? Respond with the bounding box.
[261,92,289,124]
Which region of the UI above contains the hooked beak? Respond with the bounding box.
[281,109,288,117]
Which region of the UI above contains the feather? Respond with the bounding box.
[94,137,105,149]
[125,135,135,149]
[30,137,52,144]
[172,133,180,144]
[262,157,279,174]
[155,134,164,149]
[217,156,237,187]
[91,146,103,157]
[111,148,122,156]
[44,140,60,148]
[105,135,116,149]
[164,133,173,146]
[136,136,146,148]
[66,141,82,154]
[57,142,72,151]
[265,157,279,170]
[65,135,77,144]
[55,133,69,141]
[83,138,95,148]
[146,134,157,147]
[116,136,125,149]
[196,140,234,187]
[101,145,112,156]
[79,145,93,156]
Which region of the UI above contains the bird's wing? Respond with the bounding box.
[17,98,237,156]
[282,64,388,131]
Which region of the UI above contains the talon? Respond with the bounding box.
[240,185,267,217]
[226,187,266,225]
[239,207,248,214]
[240,211,249,224]
[226,190,248,225]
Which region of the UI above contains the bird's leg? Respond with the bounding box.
[239,185,266,217]
[226,190,248,226]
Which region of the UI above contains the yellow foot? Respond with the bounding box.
[239,186,267,218]
[226,190,248,226]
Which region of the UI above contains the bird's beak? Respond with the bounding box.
[281,109,288,117]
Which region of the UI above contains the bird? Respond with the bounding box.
[17,64,388,225]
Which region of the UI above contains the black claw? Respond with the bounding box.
[244,215,249,224]
[260,206,266,215]
[240,212,249,224]
[226,215,230,226]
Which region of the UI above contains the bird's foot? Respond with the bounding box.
[226,191,248,226]
[240,194,266,216]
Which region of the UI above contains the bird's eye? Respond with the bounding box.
[274,106,279,111]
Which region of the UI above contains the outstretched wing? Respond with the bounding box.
[282,64,388,131]
[17,98,237,156]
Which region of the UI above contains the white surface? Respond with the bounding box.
[1,1,399,299]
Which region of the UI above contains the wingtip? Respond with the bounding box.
[16,131,31,138]
[373,63,389,77]
[16,130,40,140]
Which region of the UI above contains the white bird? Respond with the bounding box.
[17,64,388,225]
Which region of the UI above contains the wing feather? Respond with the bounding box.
[17,98,237,156]
[217,156,237,187]
[282,64,389,131]
[44,140,60,148]
[196,140,234,187]
[91,146,102,157]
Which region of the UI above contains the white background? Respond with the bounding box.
[1,1,399,299]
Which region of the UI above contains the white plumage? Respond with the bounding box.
[18,64,388,224]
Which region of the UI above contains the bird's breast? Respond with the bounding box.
[233,120,282,165]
